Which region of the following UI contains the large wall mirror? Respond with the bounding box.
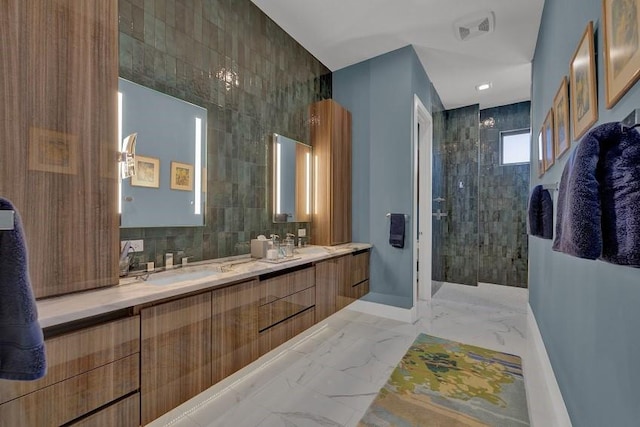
[273,134,312,223]
[118,78,207,227]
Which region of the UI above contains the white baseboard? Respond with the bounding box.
[348,299,416,323]
[527,304,572,427]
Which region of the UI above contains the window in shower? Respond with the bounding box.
[500,128,531,165]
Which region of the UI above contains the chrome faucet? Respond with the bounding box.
[119,241,134,277]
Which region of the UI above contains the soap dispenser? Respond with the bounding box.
[267,234,280,260]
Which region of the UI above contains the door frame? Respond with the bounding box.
[412,95,433,307]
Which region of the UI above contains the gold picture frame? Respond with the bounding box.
[131,155,160,188]
[570,21,598,141]
[537,130,545,178]
[553,77,571,159]
[603,0,640,108]
[170,161,194,191]
[28,127,79,175]
[543,109,555,171]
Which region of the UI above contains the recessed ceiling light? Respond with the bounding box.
[476,82,492,91]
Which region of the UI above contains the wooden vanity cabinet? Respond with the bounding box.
[212,279,262,383]
[315,250,371,321]
[310,99,352,246]
[257,266,316,352]
[351,250,370,299]
[0,316,140,427]
[140,293,213,425]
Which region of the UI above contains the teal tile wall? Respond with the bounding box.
[118,0,331,267]
[479,102,530,287]
[443,105,480,286]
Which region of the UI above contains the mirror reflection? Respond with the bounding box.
[273,134,312,223]
[118,78,207,228]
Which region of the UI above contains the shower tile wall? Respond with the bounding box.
[443,105,480,286]
[118,0,331,267]
[479,102,530,287]
[435,102,530,288]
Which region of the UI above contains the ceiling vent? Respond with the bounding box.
[453,11,495,41]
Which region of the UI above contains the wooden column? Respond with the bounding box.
[0,0,119,297]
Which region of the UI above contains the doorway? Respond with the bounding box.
[413,95,433,304]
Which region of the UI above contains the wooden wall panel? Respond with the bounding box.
[331,104,352,245]
[0,316,140,405]
[310,100,332,246]
[0,0,119,298]
[310,99,352,246]
[0,354,139,427]
[211,280,262,384]
[141,293,212,425]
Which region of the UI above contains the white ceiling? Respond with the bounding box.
[251,0,545,110]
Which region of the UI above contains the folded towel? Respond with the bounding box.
[0,198,46,380]
[599,124,640,265]
[553,122,640,265]
[541,190,554,239]
[389,213,405,248]
[528,185,554,240]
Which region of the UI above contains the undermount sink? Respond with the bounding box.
[145,269,221,286]
[294,246,329,255]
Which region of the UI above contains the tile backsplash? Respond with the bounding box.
[118,0,331,267]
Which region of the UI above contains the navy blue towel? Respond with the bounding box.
[528,185,554,239]
[553,122,640,266]
[0,198,46,380]
[389,214,405,248]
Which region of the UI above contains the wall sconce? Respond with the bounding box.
[118,133,137,179]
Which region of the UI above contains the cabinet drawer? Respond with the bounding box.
[0,316,140,404]
[71,393,140,427]
[351,251,370,285]
[260,266,315,305]
[258,287,315,331]
[0,354,139,427]
[260,307,316,352]
[353,279,370,300]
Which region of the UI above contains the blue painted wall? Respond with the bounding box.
[333,45,434,308]
[531,0,640,425]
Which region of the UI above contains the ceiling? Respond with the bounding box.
[251,0,545,110]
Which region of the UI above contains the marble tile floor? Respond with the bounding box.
[148,282,561,427]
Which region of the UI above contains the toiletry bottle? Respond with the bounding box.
[284,233,295,257]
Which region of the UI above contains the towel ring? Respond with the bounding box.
[385,213,409,219]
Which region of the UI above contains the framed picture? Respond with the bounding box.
[537,130,545,178]
[543,109,555,171]
[553,77,571,159]
[28,127,78,175]
[570,21,598,140]
[603,0,640,108]
[131,155,160,188]
[170,161,194,191]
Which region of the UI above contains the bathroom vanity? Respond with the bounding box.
[0,244,370,426]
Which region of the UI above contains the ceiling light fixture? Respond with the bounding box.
[476,82,492,91]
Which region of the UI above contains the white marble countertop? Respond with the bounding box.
[36,243,372,329]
